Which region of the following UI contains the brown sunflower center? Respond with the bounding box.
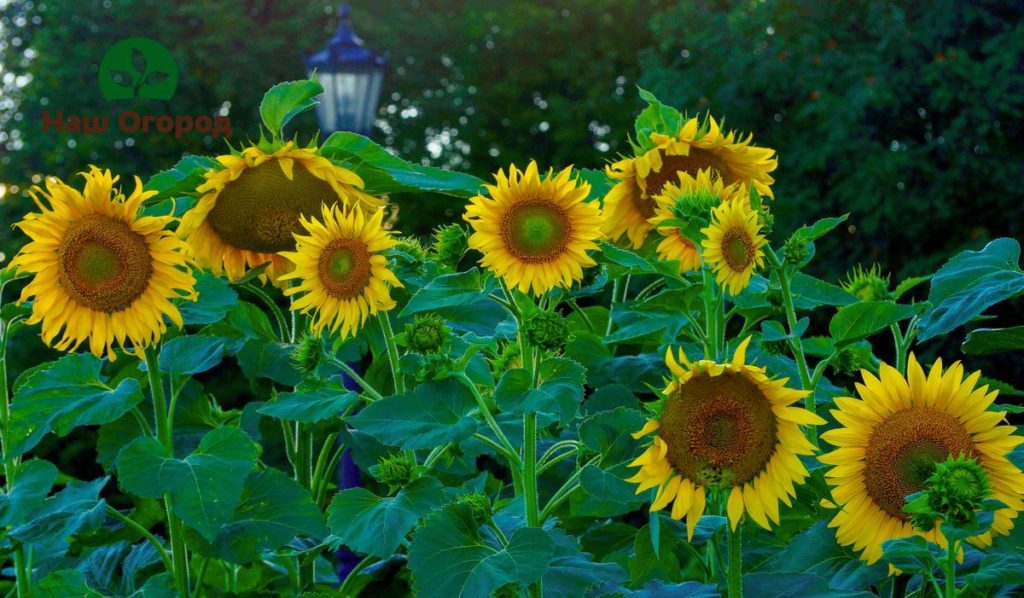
[207,161,339,253]
[864,407,976,519]
[659,371,778,487]
[501,200,572,263]
[643,149,734,197]
[318,237,371,299]
[630,189,657,219]
[58,214,152,312]
[721,227,755,272]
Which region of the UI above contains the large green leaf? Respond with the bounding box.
[919,238,1024,340]
[259,77,323,136]
[196,468,327,564]
[258,379,361,423]
[829,301,917,345]
[31,570,103,598]
[741,573,876,598]
[407,505,555,598]
[7,353,144,457]
[965,551,1024,587]
[962,326,1024,355]
[400,269,497,317]
[879,535,942,574]
[570,464,646,518]
[144,154,218,202]
[179,272,238,326]
[320,131,485,197]
[116,426,259,542]
[787,214,849,247]
[541,529,627,597]
[8,477,108,554]
[0,459,57,526]
[158,335,227,378]
[752,522,887,592]
[633,88,683,147]
[494,357,585,424]
[348,378,477,449]
[327,476,444,558]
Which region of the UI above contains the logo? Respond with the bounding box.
[98,37,178,101]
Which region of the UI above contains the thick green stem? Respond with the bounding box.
[324,356,383,402]
[106,505,173,574]
[945,540,958,598]
[701,269,721,360]
[455,373,520,467]
[143,345,190,597]
[1,315,31,597]
[378,312,404,395]
[295,423,314,590]
[727,523,743,598]
[523,412,540,528]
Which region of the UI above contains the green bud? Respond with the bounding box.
[457,492,493,523]
[841,264,891,302]
[370,452,416,493]
[834,346,872,375]
[404,314,451,354]
[396,236,428,262]
[291,333,323,373]
[926,454,991,528]
[432,224,469,270]
[757,204,775,237]
[489,341,521,374]
[523,311,573,352]
[782,236,809,266]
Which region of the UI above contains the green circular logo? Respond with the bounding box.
[99,37,178,101]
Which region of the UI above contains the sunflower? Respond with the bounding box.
[9,168,196,360]
[820,355,1024,565]
[463,161,603,296]
[701,198,767,295]
[627,337,825,540]
[602,115,777,248]
[179,141,384,286]
[648,168,746,274]
[279,203,402,339]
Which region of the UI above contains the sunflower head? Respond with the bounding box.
[821,354,1024,564]
[464,161,603,296]
[431,223,469,270]
[841,264,891,301]
[9,167,196,360]
[403,314,451,354]
[906,454,993,532]
[627,337,824,540]
[701,198,767,295]
[179,141,385,286]
[601,113,777,249]
[279,203,402,339]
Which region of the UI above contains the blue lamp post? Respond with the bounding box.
[306,4,388,135]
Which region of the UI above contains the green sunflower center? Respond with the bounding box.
[659,371,778,488]
[318,237,371,299]
[721,227,755,272]
[643,149,734,197]
[208,160,339,253]
[502,200,571,263]
[864,407,976,519]
[59,214,153,312]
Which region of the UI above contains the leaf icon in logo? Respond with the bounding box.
[99,38,178,101]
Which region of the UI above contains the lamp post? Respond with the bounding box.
[306,4,388,136]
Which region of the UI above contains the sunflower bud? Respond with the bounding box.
[906,454,992,532]
[523,311,573,352]
[396,236,428,262]
[370,452,416,493]
[782,236,809,266]
[834,345,872,375]
[403,314,451,354]
[756,205,775,237]
[457,492,493,524]
[291,333,323,373]
[489,341,521,374]
[841,264,891,302]
[432,224,468,270]
[761,339,788,355]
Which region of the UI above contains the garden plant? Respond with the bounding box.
[1,79,1023,597]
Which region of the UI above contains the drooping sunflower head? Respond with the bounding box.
[464,161,603,296]
[9,167,196,360]
[179,141,385,286]
[627,337,825,540]
[648,168,746,274]
[601,114,777,248]
[820,355,1024,565]
[701,197,767,295]
[279,203,402,339]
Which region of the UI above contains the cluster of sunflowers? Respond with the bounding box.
[1,81,1022,597]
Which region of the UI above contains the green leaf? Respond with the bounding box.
[320,131,485,197]
[577,168,613,202]
[962,326,1024,355]
[238,339,301,386]
[179,272,238,326]
[158,335,227,378]
[578,407,646,464]
[541,529,627,597]
[9,477,108,553]
[752,522,887,592]
[196,467,327,564]
[349,378,476,449]
[788,214,849,247]
[258,379,361,423]
[598,242,680,278]
[407,505,555,598]
[880,535,942,574]
[7,353,145,457]
[741,573,876,598]
[116,426,259,542]
[965,551,1024,587]
[628,522,681,584]
[327,476,444,559]
[0,459,57,527]
[829,301,917,345]
[570,464,646,518]
[892,275,931,301]
[494,357,585,424]
[144,154,218,202]
[634,87,682,145]
[790,273,857,308]
[919,238,1024,340]
[400,269,497,316]
[31,569,103,598]
[259,77,324,136]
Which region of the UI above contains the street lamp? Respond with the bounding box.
[306,4,388,136]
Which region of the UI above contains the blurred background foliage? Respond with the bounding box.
[2,0,1022,279]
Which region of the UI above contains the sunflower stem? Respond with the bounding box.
[944,539,958,598]
[294,422,314,590]
[241,282,289,343]
[323,355,384,402]
[143,344,190,597]
[377,312,404,395]
[701,268,721,360]
[0,311,31,597]
[727,522,743,598]
[455,373,520,467]
[105,505,173,574]
[765,248,816,446]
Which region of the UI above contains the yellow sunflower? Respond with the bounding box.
[821,355,1024,565]
[463,161,603,296]
[279,203,402,339]
[700,197,767,295]
[9,167,196,360]
[602,115,777,248]
[627,337,825,540]
[648,168,746,274]
[179,141,385,286]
